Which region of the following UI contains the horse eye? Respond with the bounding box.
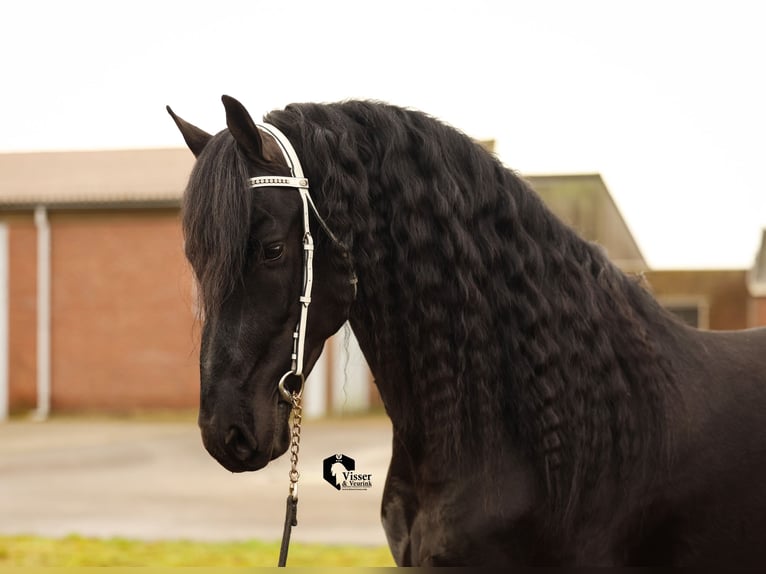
[263,243,284,261]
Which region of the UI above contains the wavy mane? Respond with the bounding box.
[263,101,679,521]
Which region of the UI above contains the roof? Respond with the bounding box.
[526,173,648,272]
[0,148,194,208]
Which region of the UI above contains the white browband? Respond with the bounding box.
[250,124,345,248]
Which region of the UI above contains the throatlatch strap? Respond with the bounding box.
[278,495,299,567]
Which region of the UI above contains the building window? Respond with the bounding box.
[666,304,699,327]
[660,297,709,330]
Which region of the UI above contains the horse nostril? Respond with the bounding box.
[225,426,257,461]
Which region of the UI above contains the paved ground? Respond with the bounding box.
[0,415,393,546]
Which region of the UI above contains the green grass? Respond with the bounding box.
[0,535,395,567]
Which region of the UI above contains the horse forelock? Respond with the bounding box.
[181,129,287,318]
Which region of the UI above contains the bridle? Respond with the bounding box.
[249,123,356,567]
[249,122,356,404]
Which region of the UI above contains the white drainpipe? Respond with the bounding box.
[33,206,51,421]
[0,223,8,422]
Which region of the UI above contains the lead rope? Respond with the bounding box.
[278,391,303,567]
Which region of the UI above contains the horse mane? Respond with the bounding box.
[264,101,680,522]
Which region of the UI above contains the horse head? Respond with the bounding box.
[330,462,348,486]
[167,96,355,472]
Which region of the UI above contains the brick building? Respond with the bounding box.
[643,269,750,331]
[527,174,766,332]
[0,149,198,418]
[0,148,372,420]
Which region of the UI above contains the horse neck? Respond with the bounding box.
[284,105,677,508]
[358,169,679,499]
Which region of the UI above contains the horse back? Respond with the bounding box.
[637,325,766,565]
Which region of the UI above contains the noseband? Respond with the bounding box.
[249,123,356,403]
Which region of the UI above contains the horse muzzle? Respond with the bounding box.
[198,395,290,472]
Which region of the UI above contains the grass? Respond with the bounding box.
[0,535,395,567]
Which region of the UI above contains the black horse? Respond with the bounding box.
[168,96,766,566]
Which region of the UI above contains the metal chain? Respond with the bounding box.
[278,391,303,567]
[288,392,302,499]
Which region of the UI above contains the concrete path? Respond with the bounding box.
[0,415,393,546]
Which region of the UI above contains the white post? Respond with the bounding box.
[304,346,328,419]
[331,324,370,414]
[33,206,50,421]
[0,223,8,422]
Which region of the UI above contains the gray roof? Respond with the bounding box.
[526,173,648,271]
[0,148,193,208]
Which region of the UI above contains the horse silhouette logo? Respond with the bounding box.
[330,461,348,487]
[322,453,355,490]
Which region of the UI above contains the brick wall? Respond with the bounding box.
[49,209,199,412]
[6,208,201,414]
[643,269,749,331]
[8,213,37,413]
[749,297,766,327]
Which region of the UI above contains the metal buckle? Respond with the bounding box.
[278,370,305,403]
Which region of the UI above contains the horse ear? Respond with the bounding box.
[166,106,213,158]
[221,95,265,164]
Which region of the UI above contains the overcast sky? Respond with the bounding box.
[1,0,764,269]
